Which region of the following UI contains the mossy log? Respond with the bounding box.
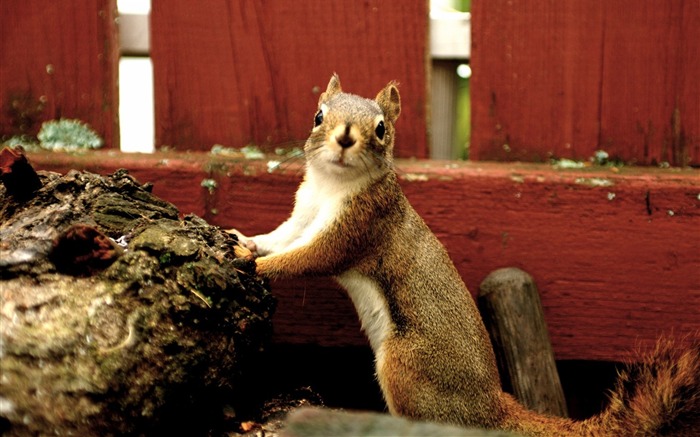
[0,150,275,435]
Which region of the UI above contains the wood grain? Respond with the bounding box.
[479,268,568,417]
[471,0,700,166]
[150,0,429,157]
[28,152,700,362]
[0,0,119,148]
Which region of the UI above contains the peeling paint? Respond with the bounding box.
[553,158,585,169]
[266,160,281,173]
[200,178,217,193]
[402,173,429,182]
[574,177,614,187]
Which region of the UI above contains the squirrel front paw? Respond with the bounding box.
[255,255,287,279]
[254,255,272,277]
[226,228,258,253]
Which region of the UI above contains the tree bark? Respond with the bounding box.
[0,149,275,435]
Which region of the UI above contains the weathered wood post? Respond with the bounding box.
[478,267,568,417]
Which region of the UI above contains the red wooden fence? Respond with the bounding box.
[150,0,429,157]
[471,1,700,166]
[2,1,698,164]
[1,1,699,364]
[0,0,119,148]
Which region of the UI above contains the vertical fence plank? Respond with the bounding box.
[471,1,602,162]
[471,1,699,166]
[0,0,119,149]
[677,1,700,167]
[151,0,429,158]
[598,1,700,167]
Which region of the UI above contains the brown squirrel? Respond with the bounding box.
[234,75,700,436]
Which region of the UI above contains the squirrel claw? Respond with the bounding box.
[226,228,258,255]
[234,244,255,261]
[254,256,273,278]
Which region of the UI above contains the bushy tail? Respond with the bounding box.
[280,339,700,437]
[593,338,700,436]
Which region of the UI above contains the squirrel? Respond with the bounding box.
[234,74,700,436]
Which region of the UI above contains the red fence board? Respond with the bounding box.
[28,151,700,362]
[0,0,119,148]
[150,0,429,158]
[471,1,700,166]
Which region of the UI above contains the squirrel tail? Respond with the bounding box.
[505,338,700,436]
[587,337,700,436]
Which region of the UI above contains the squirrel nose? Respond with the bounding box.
[336,123,356,149]
[336,134,356,149]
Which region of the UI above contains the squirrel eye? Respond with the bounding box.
[314,110,324,127]
[375,120,385,140]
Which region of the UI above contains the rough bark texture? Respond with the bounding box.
[0,157,276,435]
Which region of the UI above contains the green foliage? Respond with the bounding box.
[2,135,42,151]
[36,118,103,151]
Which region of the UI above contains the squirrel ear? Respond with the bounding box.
[376,81,401,123]
[319,73,342,104]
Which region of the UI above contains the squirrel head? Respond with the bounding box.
[305,74,401,182]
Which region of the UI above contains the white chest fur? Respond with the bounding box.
[255,166,394,357]
[286,175,348,250]
[303,169,394,356]
[253,169,352,255]
[336,270,393,362]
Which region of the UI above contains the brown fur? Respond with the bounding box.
[250,75,700,436]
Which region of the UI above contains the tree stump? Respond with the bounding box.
[0,149,276,435]
[478,267,568,417]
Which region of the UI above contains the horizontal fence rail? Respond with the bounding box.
[28,152,700,362]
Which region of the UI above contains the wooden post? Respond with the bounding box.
[478,267,568,417]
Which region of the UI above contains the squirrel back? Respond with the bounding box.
[243,75,700,436]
